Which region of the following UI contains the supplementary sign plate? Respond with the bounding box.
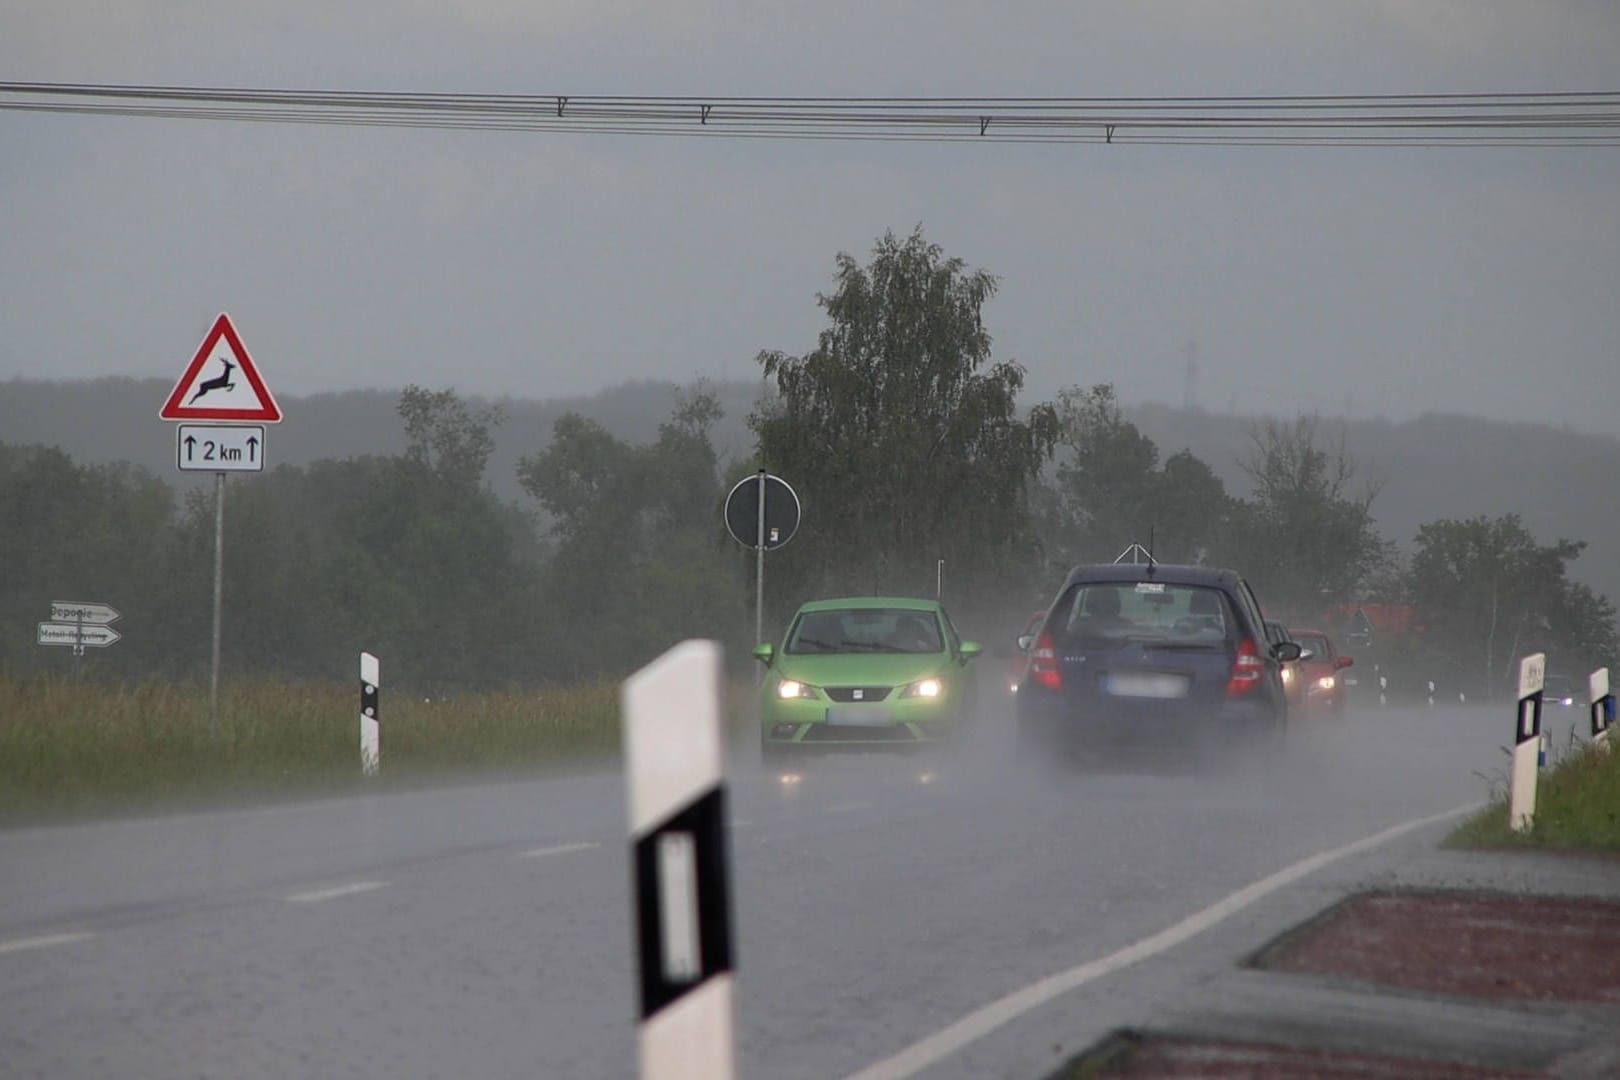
[177,424,266,472]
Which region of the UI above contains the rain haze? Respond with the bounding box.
[3,1,1619,429]
[5,6,1620,1080]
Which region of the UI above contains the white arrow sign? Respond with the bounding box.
[50,601,121,625]
[178,424,266,473]
[38,623,122,648]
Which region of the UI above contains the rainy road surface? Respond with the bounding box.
[0,701,1576,1079]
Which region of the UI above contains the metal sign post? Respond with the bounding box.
[210,472,225,739]
[755,470,766,653]
[161,313,282,740]
[723,472,801,656]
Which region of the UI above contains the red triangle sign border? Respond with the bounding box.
[159,313,284,423]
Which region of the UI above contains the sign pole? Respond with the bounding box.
[210,471,225,740]
[754,469,766,652]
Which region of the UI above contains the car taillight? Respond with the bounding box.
[1031,632,1061,691]
[1226,639,1264,697]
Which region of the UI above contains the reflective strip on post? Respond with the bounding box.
[623,640,734,1080]
[1509,653,1544,833]
[360,652,380,776]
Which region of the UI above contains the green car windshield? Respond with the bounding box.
[786,609,944,655]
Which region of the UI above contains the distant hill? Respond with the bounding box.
[4,376,1618,603]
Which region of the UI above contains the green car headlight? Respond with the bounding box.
[776,679,817,700]
[901,677,944,700]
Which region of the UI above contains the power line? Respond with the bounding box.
[2,83,1618,147]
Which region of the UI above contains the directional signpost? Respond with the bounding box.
[38,600,122,661]
[37,623,121,649]
[161,313,282,737]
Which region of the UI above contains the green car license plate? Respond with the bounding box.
[825,706,895,725]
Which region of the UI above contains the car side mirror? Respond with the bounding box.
[752,643,774,666]
[1335,656,1354,669]
[1016,633,1035,652]
[1273,641,1303,662]
[958,641,983,663]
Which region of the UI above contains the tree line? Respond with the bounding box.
[3,227,1613,695]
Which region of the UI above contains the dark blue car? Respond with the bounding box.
[1015,564,1300,766]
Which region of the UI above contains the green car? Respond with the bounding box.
[753,597,982,757]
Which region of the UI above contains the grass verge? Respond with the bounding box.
[1447,739,1620,851]
[0,673,629,826]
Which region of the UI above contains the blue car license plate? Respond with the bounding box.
[1103,672,1189,699]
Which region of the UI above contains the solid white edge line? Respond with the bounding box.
[0,931,94,956]
[286,880,389,904]
[517,841,601,859]
[841,801,1484,1080]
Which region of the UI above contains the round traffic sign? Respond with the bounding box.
[724,473,800,550]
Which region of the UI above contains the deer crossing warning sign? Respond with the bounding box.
[160,313,283,423]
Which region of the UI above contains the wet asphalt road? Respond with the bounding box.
[0,698,1584,1079]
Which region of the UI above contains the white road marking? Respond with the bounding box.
[517,841,600,859]
[286,880,389,904]
[841,801,1483,1080]
[0,931,93,956]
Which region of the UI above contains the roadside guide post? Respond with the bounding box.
[360,652,380,775]
[1509,652,1545,833]
[622,640,735,1080]
[1590,667,1614,752]
[159,313,282,738]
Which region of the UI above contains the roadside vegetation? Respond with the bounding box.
[1448,741,1620,852]
[0,673,621,825]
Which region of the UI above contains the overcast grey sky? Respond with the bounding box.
[3,2,1617,433]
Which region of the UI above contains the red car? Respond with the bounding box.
[1288,628,1354,715]
[1008,610,1046,695]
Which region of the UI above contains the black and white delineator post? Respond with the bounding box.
[1509,652,1545,833]
[623,640,734,1080]
[1591,667,1614,752]
[360,652,380,776]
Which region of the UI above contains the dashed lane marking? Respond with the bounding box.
[516,842,600,859]
[842,801,1484,1080]
[0,932,93,956]
[286,881,390,904]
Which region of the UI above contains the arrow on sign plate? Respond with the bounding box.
[50,601,121,624]
[38,623,122,648]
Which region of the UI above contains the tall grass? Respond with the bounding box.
[0,674,621,824]
[1448,739,1620,851]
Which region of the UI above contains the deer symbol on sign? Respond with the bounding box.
[188,359,237,403]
